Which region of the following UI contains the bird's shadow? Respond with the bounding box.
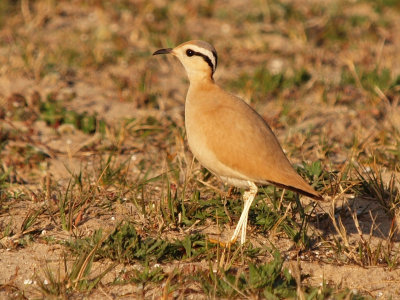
[312,196,400,243]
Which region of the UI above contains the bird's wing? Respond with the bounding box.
[195,88,321,199]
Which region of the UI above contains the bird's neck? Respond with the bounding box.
[188,74,215,89]
[186,76,218,107]
[184,67,214,85]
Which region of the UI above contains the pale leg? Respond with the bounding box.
[229,182,258,245]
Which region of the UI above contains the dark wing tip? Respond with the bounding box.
[268,180,324,200]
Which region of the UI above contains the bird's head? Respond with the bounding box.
[153,40,218,82]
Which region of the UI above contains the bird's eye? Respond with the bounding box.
[186,49,194,57]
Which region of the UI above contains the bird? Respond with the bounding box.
[153,40,323,245]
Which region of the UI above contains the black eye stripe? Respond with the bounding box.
[196,53,214,72]
[186,49,216,73]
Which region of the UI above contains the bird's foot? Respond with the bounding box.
[208,236,238,248]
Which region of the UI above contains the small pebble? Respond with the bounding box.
[24,279,33,285]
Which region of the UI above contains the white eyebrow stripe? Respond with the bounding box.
[187,45,217,72]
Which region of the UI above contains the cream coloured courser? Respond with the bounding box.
[153,40,323,245]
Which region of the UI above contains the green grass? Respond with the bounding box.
[228,67,311,103]
[39,93,106,134]
[341,66,398,97]
[35,249,116,297]
[66,223,213,264]
[355,164,400,220]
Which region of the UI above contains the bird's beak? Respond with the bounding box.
[153,48,173,55]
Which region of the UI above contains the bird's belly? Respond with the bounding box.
[219,176,252,188]
[186,121,254,187]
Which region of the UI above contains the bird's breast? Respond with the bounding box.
[184,94,214,169]
[184,89,251,184]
